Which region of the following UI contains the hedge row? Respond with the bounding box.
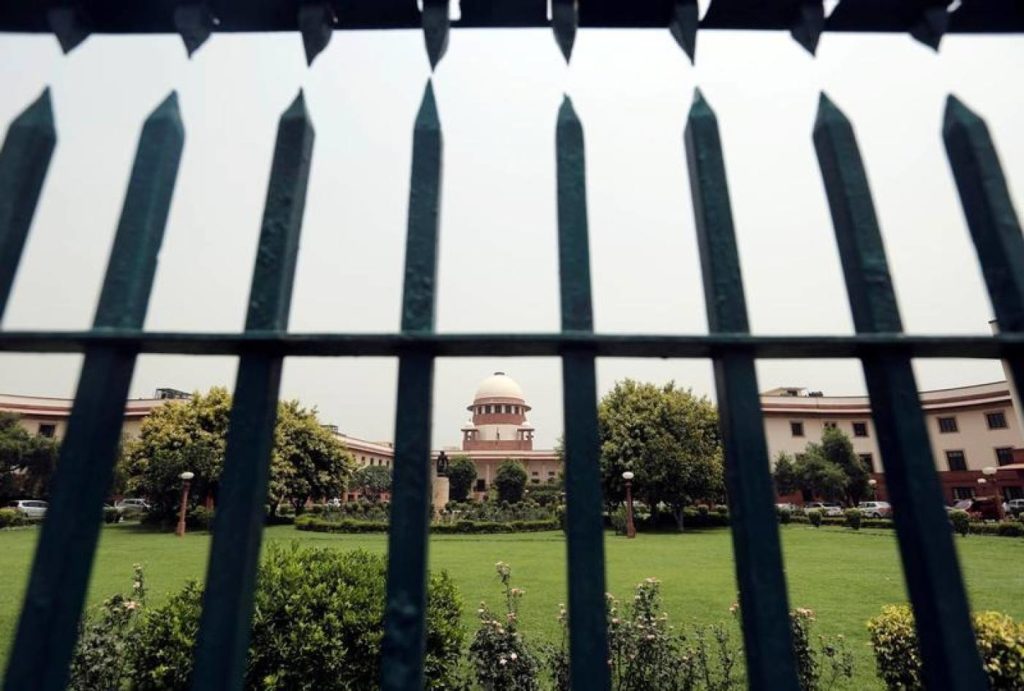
[0,508,28,528]
[295,516,560,534]
[787,513,1024,537]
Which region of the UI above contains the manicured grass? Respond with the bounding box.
[1,523,1021,689]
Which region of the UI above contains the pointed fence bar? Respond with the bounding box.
[4,93,183,691]
[190,92,314,691]
[684,90,799,691]
[556,96,610,691]
[0,89,56,321]
[813,93,986,691]
[942,96,1024,410]
[381,81,443,691]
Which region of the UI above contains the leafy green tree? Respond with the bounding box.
[819,427,870,505]
[773,452,799,496]
[597,379,724,529]
[793,447,847,502]
[494,460,527,504]
[0,411,60,501]
[352,465,392,503]
[789,428,869,505]
[447,455,477,502]
[124,388,355,520]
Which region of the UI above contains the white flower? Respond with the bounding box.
[499,658,507,666]
[510,653,518,661]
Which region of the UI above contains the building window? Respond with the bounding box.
[474,479,486,491]
[996,447,1015,466]
[938,416,958,434]
[824,421,837,430]
[37,423,56,438]
[986,411,1008,430]
[531,471,539,476]
[790,421,804,437]
[858,453,875,472]
[852,422,868,437]
[952,487,974,501]
[946,450,967,472]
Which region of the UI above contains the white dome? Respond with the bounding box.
[474,371,525,402]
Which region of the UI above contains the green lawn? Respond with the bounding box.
[1,524,1022,689]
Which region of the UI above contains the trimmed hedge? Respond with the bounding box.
[0,508,27,528]
[295,515,560,534]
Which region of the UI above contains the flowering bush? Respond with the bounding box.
[789,607,854,690]
[468,561,541,690]
[69,564,147,691]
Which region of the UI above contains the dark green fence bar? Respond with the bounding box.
[4,93,184,691]
[556,96,610,691]
[191,92,314,691]
[813,93,986,691]
[942,96,1024,414]
[381,81,442,691]
[0,88,55,320]
[684,90,799,691]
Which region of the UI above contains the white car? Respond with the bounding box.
[114,498,151,518]
[8,500,48,520]
[775,503,797,512]
[805,502,844,517]
[857,501,892,518]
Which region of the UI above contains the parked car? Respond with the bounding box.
[806,502,844,517]
[1006,499,1024,518]
[856,501,892,518]
[7,499,48,521]
[114,498,151,518]
[949,497,1002,521]
[775,502,797,512]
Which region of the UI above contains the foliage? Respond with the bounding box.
[791,428,869,505]
[788,608,855,691]
[777,506,793,525]
[469,561,541,691]
[525,483,563,507]
[123,388,355,521]
[494,460,528,504]
[295,515,559,534]
[610,506,628,535]
[0,508,27,528]
[69,565,147,691]
[352,464,392,503]
[128,546,464,690]
[844,508,862,531]
[0,411,60,502]
[597,380,724,530]
[950,509,971,537]
[807,509,823,528]
[820,427,870,505]
[869,605,1024,690]
[792,451,847,503]
[773,452,800,497]
[441,499,557,523]
[187,506,214,531]
[269,400,354,514]
[447,455,478,502]
[103,506,121,524]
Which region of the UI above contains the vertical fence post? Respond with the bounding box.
[556,96,610,691]
[191,92,314,691]
[942,96,1024,408]
[381,80,443,691]
[684,90,800,691]
[813,93,986,691]
[4,93,184,691]
[0,88,56,321]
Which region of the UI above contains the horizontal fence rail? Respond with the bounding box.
[1,4,1021,690]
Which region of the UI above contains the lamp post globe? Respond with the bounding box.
[621,471,637,539]
[175,470,195,538]
[981,466,1004,519]
[868,478,878,499]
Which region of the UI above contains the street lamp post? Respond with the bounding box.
[982,466,1004,520]
[868,478,878,500]
[176,471,195,538]
[622,471,636,539]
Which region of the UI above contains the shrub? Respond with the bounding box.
[807,509,823,528]
[69,565,147,691]
[494,460,528,504]
[777,507,793,525]
[610,507,628,535]
[187,506,214,531]
[789,608,854,690]
[0,508,26,528]
[950,509,971,536]
[844,508,862,531]
[103,506,121,524]
[469,562,541,690]
[126,546,465,690]
[868,605,1024,690]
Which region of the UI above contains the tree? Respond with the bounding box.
[124,388,356,520]
[773,452,799,496]
[597,379,724,530]
[447,455,477,502]
[820,427,870,505]
[494,460,527,503]
[793,447,847,502]
[788,428,869,505]
[0,412,59,502]
[352,465,392,503]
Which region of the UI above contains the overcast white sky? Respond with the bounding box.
[0,27,1021,449]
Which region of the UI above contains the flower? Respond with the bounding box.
[499,657,507,666]
[510,653,518,661]
[123,600,139,611]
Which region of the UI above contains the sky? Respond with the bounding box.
[0,24,1022,450]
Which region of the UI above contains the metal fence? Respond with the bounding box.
[1,2,1021,690]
